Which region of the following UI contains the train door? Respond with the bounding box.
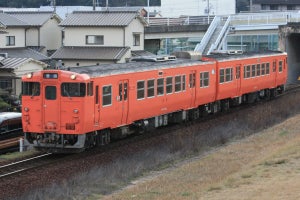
[94,85,100,125]
[236,65,241,95]
[189,71,196,107]
[118,80,129,124]
[42,84,60,131]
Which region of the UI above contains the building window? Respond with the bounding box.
[200,72,209,87]
[270,5,279,10]
[133,33,140,46]
[102,85,112,106]
[6,36,15,46]
[137,81,145,99]
[0,79,12,90]
[86,35,104,45]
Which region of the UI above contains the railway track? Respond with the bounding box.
[0,153,65,179]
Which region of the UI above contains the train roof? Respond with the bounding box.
[205,50,286,61]
[68,56,208,78]
[0,112,21,124]
[67,51,286,77]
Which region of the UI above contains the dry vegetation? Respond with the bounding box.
[104,115,300,200]
[16,91,300,200]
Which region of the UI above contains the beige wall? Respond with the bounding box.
[40,18,62,51]
[0,28,25,48]
[26,27,39,46]
[125,18,145,51]
[63,27,124,47]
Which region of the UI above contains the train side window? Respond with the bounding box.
[261,63,266,75]
[236,66,240,79]
[279,61,283,72]
[219,69,225,83]
[147,79,155,98]
[257,64,261,76]
[45,86,56,100]
[175,75,182,92]
[137,81,145,100]
[251,65,256,77]
[226,68,233,82]
[182,75,186,91]
[166,77,173,94]
[266,63,270,74]
[189,73,195,88]
[102,85,112,106]
[22,82,40,96]
[157,78,164,96]
[200,72,209,87]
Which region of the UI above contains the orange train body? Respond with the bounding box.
[21,51,287,153]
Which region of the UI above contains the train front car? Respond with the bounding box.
[22,70,93,153]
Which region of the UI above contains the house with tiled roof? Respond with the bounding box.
[51,10,148,67]
[5,11,62,56]
[0,56,47,96]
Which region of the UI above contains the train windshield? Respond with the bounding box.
[22,82,40,96]
[61,83,86,97]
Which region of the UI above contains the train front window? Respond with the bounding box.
[22,82,40,96]
[61,83,86,97]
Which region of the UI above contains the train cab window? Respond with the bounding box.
[102,85,112,106]
[157,78,164,96]
[200,72,209,87]
[266,63,270,74]
[279,61,283,72]
[22,82,40,96]
[251,65,256,77]
[175,75,182,92]
[137,81,145,99]
[45,86,56,100]
[261,63,266,75]
[61,83,86,97]
[257,64,261,76]
[147,79,155,98]
[166,77,173,94]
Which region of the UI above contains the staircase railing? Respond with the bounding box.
[194,16,220,53]
[207,16,232,54]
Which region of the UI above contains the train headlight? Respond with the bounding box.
[70,74,76,80]
[24,107,29,112]
[26,73,33,79]
[73,109,79,114]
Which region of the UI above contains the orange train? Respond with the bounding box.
[21,51,287,153]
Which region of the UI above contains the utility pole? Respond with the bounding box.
[249,0,253,12]
[93,0,95,11]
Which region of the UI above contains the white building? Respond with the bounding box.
[151,0,236,17]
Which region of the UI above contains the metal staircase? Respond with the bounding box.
[194,16,232,55]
